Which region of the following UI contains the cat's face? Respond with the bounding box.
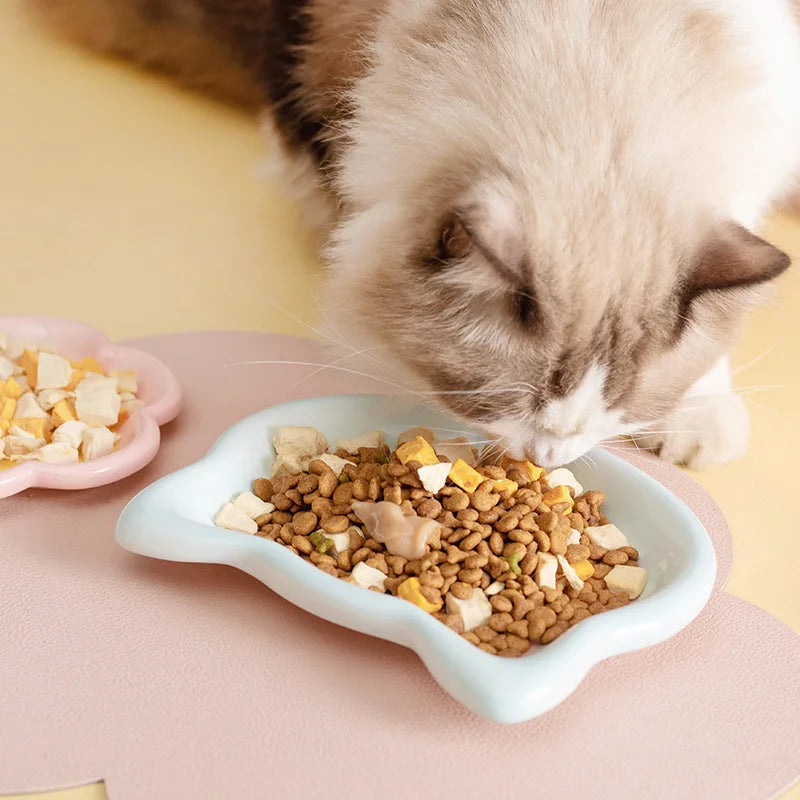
[326,175,788,467]
[324,0,792,467]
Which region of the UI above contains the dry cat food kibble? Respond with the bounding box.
[0,332,142,468]
[213,425,648,657]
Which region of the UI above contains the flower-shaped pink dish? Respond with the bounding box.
[0,316,182,498]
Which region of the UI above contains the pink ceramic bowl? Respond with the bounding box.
[0,316,182,498]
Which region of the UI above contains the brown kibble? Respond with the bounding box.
[464,553,489,570]
[488,532,504,556]
[352,547,372,566]
[537,511,558,533]
[417,498,442,518]
[588,543,608,560]
[450,581,474,600]
[566,543,590,563]
[520,548,538,576]
[443,490,470,512]
[549,527,568,556]
[321,515,349,534]
[310,551,336,567]
[440,562,460,578]
[462,632,480,645]
[470,491,497,512]
[458,568,484,585]
[540,621,568,644]
[336,550,352,570]
[446,545,469,564]
[503,541,527,559]
[442,614,465,633]
[383,484,402,504]
[254,512,273,527]
[459,531,482,551]
[474,626,497,643]
[509,529,534,545]
[478,509,501,525]
[292,535,313,555]
[296,474,318,495]
[365,553,389,574]
[558,604,575,622]
[292,511,318,536]
[348,527,365,551]
[570,608,592,624]
[494,512,520,533]
[252,477,273,502]
[603,549,629,565]
[457,508,480,522]
[419,567,445,589]
[489,612,513,632]
[317,471,338,498]
[272,492,292,511]
[507,620,529,639]
[386,555,408,576]
[279,524,295,544]
[490,595,513,613]
[332,483,353,506]
[592,562,611,579]
[583,490,606,506]
[368,477,381,501]
[533,530,551,552]
[620,545,639,560]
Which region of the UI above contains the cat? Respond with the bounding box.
[32,0,800,468]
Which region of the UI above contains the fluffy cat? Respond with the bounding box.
[32,0,800,468]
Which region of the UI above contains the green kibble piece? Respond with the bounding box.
[310,531,334,553]
[504,552,522,576]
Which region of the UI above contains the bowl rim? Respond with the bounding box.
[0,315,182,498]
[115,393,717,723]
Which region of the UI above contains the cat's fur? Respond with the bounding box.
[33,0,800,468]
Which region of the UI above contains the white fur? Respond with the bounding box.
[638,356,749,469]
[489,364,630,467]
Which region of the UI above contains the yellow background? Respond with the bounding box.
[1,2,798,797]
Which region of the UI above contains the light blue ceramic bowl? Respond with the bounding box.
[115,394,716,723]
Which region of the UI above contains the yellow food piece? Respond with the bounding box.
[18,349,39,386]
[573,560,595,581]
[11,417,49,439]
[492,478,518,496]
[0,459,16,470]
[75,356,105,374]
[543,484,574,513]
[397,577,442,613]
[0,397,16,420]
[0,419,10,434]
[66,370,85,391]
[0,377,23,399]
[448,459,484,493]
[51,398,77,426]
[396,435,439,467]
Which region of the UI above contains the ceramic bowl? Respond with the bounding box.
[0,316,182,498]
[115,394,716,722]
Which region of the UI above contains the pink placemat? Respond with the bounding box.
[1,332,798,800]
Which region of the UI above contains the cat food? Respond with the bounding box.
[0,333,142,467]
[213,425,647,657]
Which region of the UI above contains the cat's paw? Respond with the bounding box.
[636,392,749,470]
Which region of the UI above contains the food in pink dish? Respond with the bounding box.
[0,316,182,497]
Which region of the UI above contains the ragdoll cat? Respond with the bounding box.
[33,0,800,468]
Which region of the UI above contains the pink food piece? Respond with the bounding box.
[351,501,439,560]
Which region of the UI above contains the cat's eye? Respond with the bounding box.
[437,217,473,262]
[514,287,536,326]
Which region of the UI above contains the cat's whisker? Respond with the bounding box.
[732,343,779,377]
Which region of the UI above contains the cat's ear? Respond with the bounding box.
[689,222,790,297]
